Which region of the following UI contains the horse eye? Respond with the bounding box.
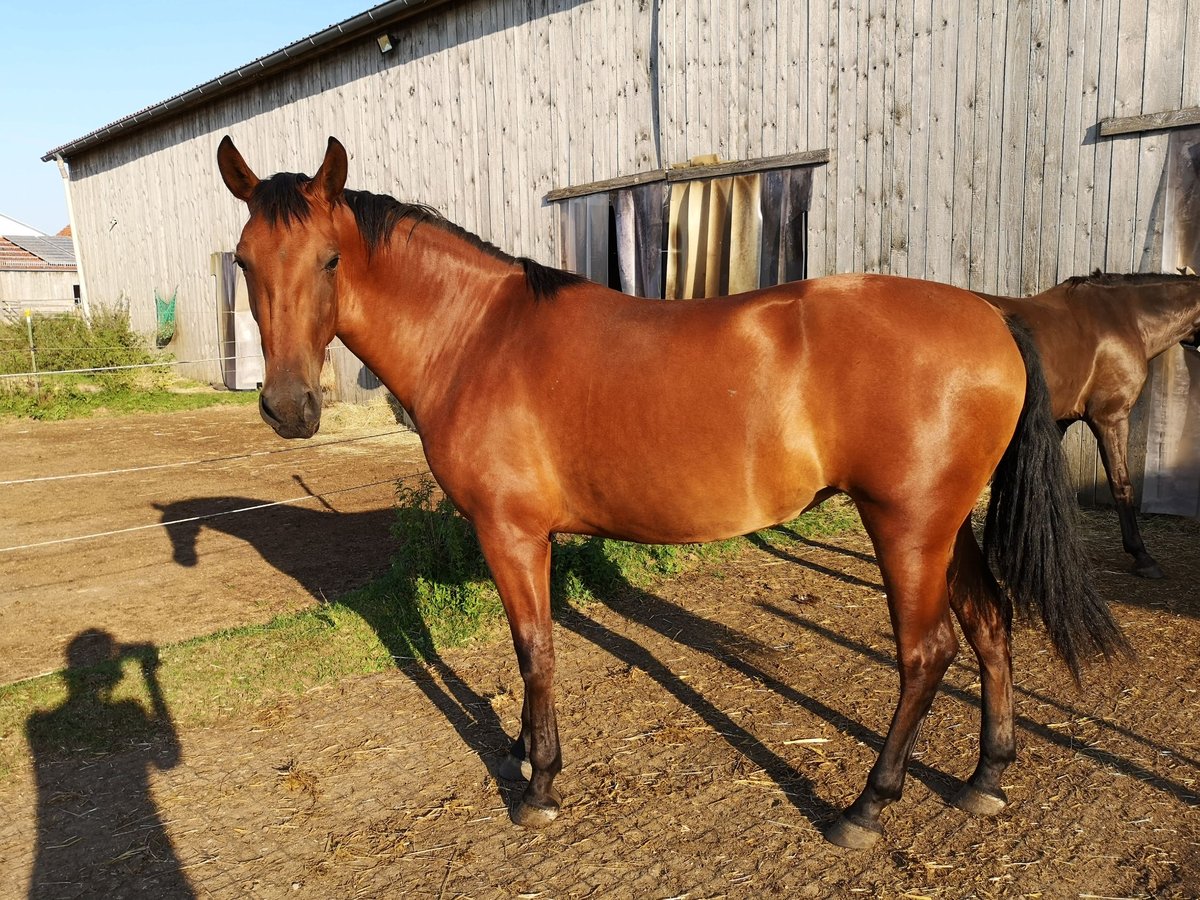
[324,255,340,272]
[234,256,247,270]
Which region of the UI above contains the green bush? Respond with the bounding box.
[0,304,160,379]
[0,303,254,420]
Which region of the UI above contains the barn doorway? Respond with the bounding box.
[1141,126,1200,518]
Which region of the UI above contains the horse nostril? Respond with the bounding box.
[302,390,321,425]
[259,394,280,424]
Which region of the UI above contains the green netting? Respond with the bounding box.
[155,289,177,348]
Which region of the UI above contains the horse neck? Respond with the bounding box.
[1129,280,1200,357]
[333,221,525,422]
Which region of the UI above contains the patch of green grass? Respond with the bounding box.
[0,480,862,782]
[0,381,259,420]
[0,305,257,420]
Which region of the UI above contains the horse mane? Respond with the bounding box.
[1063,269,1198,290]
[249,172,586,301]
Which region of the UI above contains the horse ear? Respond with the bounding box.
[314,137,348,203]
[217,136,259,203]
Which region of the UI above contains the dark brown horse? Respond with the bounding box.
[979,273,1200,579]
[217,136,1125,848]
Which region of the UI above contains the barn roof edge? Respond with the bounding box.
[41,0,453,163]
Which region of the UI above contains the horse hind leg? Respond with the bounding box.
[1088,415,1164,578]
[946,519,1016,815]
[825,506,960,849]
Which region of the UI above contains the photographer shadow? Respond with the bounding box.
[26,629,193,899]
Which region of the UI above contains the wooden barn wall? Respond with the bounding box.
[63,0,1199,498]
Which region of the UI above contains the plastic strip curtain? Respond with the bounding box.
[561,194,612,284]
[664,154,758,299]
[219,252,239,389]
[613,182,665,297]
[664,163,813,300]
[1142,126,1200,518]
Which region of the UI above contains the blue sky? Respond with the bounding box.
[2,1,372,234]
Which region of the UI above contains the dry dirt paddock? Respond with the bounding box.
[0,404,1197,898]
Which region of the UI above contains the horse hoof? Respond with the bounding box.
[951,784,1007,816]
[823,815,882,850]
[1133,562,1165,579]
[511,794,561,829]
[497,754,532,781]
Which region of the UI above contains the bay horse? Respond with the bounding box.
[217,136,1125,848]
[978,273,1200,579]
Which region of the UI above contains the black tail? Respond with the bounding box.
[983,317,1130,680]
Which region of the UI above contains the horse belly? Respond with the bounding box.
[558,431,826,544]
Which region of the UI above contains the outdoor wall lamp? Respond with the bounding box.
[376,33,395,54]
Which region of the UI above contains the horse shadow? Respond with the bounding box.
[158,490,984,830]
[26,630,194,899]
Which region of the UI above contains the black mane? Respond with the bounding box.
[249,173,586,301]
[1065,269,1198,289]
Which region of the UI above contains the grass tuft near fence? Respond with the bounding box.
[0,478,862,782]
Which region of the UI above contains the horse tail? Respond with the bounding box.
[983,316,1130,680]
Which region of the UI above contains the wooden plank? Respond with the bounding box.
[887,0,915,277]
[862,0,887,272]
[1020,0,1051,294]
[948,0,978,287]
[850,0,869,272]
[995,2,1030,296]
[661,0,685,165]
[876,0,895,273]
[1099,105,1200,136]
[667,150,832,180]
[693,0,713,158]
[737,0,755,159]
[925,6,956,282]
[545,151,831,201]
[1072,0,1106,280]
[1104,0,1148,273]
[833,0,859,274]
[1053,0,1091,282]
[759,0,777,156]
[979,1,1009,292]
[1187,0,1200,107]
[1133,0,1187,273]
[907,0,933,278]
[807,0,832,275]
[629,0,657,175]
[1086,0,1120,276]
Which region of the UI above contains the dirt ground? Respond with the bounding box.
[0,404,1197,898]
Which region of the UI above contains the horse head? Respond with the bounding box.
[217,135,349,438]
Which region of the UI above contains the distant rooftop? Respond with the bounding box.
[0,236,77,271]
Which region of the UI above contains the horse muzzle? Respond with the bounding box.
[259,384,322,438]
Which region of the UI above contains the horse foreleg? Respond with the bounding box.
[497,692,534,781]
[1088,415,1164,578]
[474,522,562,827]
[946,520,1016,815]
[825,519,959,849]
